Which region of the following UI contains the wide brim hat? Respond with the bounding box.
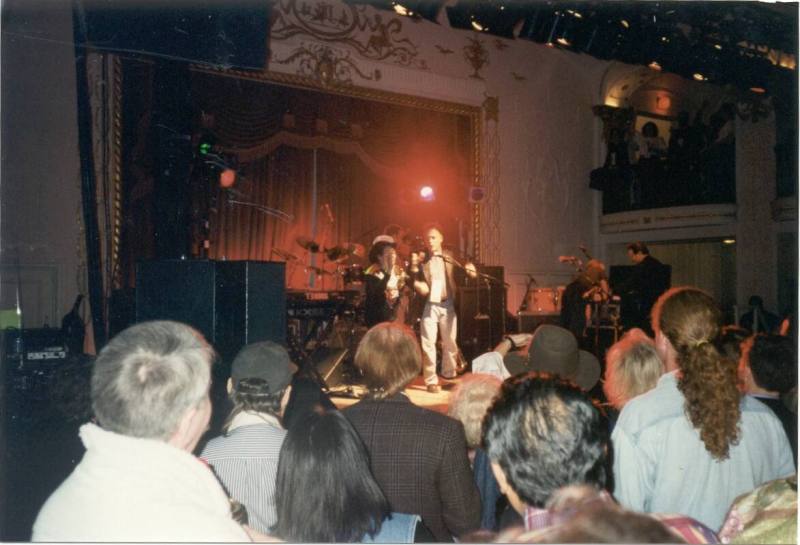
[504,324,600,391]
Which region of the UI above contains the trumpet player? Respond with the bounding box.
[364,235,410,327]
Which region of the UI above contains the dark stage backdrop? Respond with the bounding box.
[191,72,474,290]
[116,64,476,291]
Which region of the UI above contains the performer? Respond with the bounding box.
[411,224,476,393]
[560,259,610,343]
[616,242,669,333]
[364,235,409,327]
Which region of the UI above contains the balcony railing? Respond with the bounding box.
[594,141,736,214]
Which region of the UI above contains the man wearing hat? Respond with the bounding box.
[201,341,297,535]
[502,324,601,391]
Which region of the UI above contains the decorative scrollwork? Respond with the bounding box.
[273,43,381,87]
[272,0,428,70]
[463,37,489,80]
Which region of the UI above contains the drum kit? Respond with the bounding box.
[271,236,367,290]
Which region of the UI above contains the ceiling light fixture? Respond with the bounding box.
[649,61,662,71]
[714,44,723,50]
[557,37,571,46]
[722,239,736,245]
[471,20,484,31]
[393,3,409,16]
[693,72,707,81]
[620,19,630,28]
[750,86,766,94]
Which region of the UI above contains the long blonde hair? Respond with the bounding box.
[652,287,742,459]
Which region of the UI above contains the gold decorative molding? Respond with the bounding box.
[110,55,123,290]
[483,95,499,123]
[271,0,428,70]
[600,203,738,234]
[274,43,381,87]
[463,37,489,80]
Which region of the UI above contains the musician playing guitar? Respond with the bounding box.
[364,236,410,327]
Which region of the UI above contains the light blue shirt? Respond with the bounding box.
[612,371,795,531]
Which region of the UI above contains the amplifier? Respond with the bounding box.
[4,328,69,365]
[517,312,560,333]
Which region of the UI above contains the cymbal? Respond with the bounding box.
[295,236,320,252]
[271,248,297,261]
[346,242,366,259]
[324,246,350,262]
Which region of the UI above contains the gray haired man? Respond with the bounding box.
[33,321,253,542]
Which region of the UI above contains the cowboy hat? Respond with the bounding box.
[504,324,600,390]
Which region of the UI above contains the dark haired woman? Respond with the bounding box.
[364,238,409,327]
[273,409,430,542]
[612,287,794,531]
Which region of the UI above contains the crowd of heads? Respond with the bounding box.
[39,277,796,543]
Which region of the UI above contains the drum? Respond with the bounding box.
[526,287,565,314]
[342,264,365,285]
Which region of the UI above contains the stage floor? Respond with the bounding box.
[329,374,455,414]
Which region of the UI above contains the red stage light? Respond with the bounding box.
[220,169,236,188]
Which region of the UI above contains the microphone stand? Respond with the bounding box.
[437,254,509,349]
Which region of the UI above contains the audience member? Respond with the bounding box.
[32,321,251,542]
[273,409,429,543]
[201,341,295,534]
[502,324,600,391]
[739,334,798,465]
[281,363,338,431]
[634,121,667,163]
[739,295,781,334]
[613,287,795,530]
[603,328,663,410]
[496,485,689,543]
[717,325,750,364]
[470,333,532,380]
[448,373,504,530]
[482,373,718,543]
[343,322,481,541]
[718,474,798,544]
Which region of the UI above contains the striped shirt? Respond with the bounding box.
[200,412,286,535]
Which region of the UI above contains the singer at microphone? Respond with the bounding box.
[411,223,475,393]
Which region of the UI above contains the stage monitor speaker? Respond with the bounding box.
[136,260,286,367]
[458,265,506,362]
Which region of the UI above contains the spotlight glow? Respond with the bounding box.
[722,239,736,245]
[420,186,435,201]
[393,3,408,16]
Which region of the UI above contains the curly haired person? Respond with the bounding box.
[612,287,794,531]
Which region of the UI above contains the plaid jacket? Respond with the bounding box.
[344,393,481,542]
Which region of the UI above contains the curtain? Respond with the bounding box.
[191,72,473,289]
